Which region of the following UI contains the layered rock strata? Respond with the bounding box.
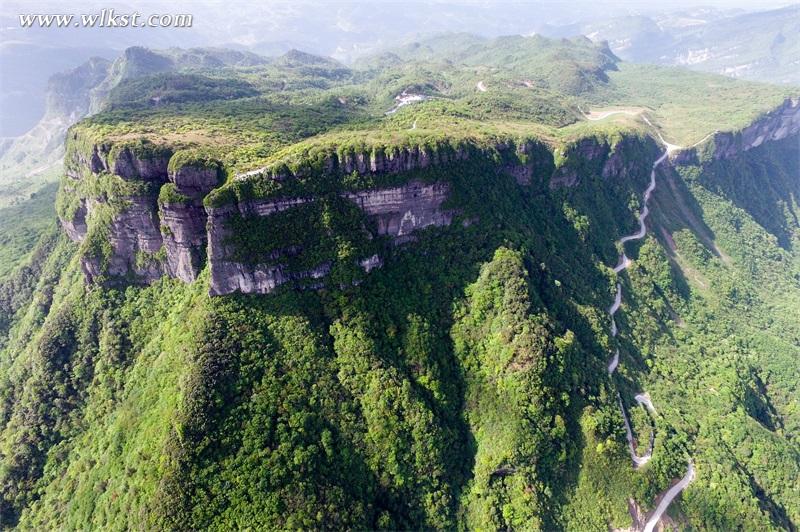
[58,105,797,295]
[206,180,455,295]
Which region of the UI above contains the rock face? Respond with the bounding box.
[112,147,173,181]
[237,144,471,182]
[159,163,223,282]
[669,98,800,166]
[202,139,549,295]
[61,143,228,284]
[344,181,454,242]
[602,137,648,180]
[61,142,206,284]
[159,201,207,283]
[206,236,332,296]
[172,164,221,191]
[60,200,88,242]
[239,139,553,188]
[712,98,800,159]
[206,180,456,295]
[58,104,798,295]
[78,143,173,181]
[80,196,166,283]
[61,135,489,294]
[550,137,655,188]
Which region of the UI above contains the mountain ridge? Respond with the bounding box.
[0,34,798,530]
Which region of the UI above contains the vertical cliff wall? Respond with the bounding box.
[57,105,797,296]
[58,136,554,294]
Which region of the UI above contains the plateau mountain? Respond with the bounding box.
[0,34,798,531]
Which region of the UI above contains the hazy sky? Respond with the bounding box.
[3,1,796,54]
[1,0,797,135]
[2,0,795,12]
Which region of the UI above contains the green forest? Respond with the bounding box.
[0,33,798,530]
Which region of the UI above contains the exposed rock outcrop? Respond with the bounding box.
[550,137,654,188]
[237,144,471,182]
[359,254,382,272]
[239,139,552,187]
[344,181,454,242]
[206,180,456,295]
[199,139,554,295]
[158,160,223,282]
[669,98,800,167]
[61,140,229,284]
[60,199,88,242]
[602,137,648,180]
[171,163,221,192]
[79,143,173,181]
[63,135,479,291]
[159,200,207,283]
[80,196,166,284]
[58,101,798,295]
[112,146,172,181]
[206,253,331,297]
[712,98,800,159]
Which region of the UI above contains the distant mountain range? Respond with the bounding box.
[1,3,796,137]
[0,46,270,205]
[0,31,798,531]
[560,5,800,84]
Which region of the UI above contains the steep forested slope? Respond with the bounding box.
[0,35,798,530]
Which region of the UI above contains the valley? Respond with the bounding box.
[599,108,697,526]
[0,32,797,531]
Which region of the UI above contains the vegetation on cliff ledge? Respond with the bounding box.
[0,33,798,531]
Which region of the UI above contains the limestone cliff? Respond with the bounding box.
[59,134,551,294]
[206,180,455,295]
[550,135,654,188]
[712,98,800,159]
[57,103,798,295]
[673,97,800,165]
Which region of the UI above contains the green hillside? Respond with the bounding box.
[0,34,798,530]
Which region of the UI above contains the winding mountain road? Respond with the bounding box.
[613,253,631,273]
[609,283,622,337]
[579,107,641,122]
[618,151,668,244]
[643,463,696,532]
[608,348,620,374]
[608,283,623,315]
[618,394,654,468]
[634,393,656,415]
[587,107,699,529]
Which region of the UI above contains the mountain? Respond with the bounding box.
[577,5,800,84]
[1,3,793,139]
[0,34,798,530]
[0,46,274,280]
[0,42,117,137]
[0,57,111,203]
[0,45,272,204]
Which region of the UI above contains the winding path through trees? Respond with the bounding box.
[643,464,696,532]
[583,106,698,530]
